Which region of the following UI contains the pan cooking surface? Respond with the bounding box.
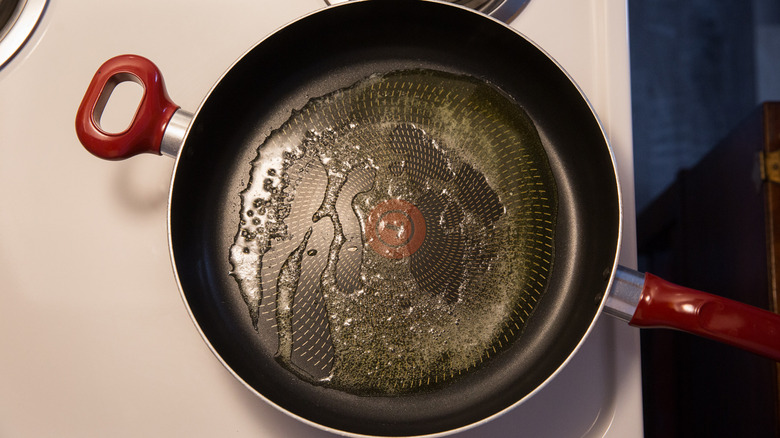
[228,69,557,395]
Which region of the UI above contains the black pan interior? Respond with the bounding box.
[169,0,620,436]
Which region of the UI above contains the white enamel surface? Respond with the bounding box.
[0,0,642,437]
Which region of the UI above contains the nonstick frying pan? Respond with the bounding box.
[75,1,780,436]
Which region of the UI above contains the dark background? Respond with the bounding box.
[630,1,780,437]
[630,0,779,212]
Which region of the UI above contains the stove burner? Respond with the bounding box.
[324,0,530,23]
[366,198,426,259]
[450,0,506,12]
[0,0,47,71]
[0,0,20,36]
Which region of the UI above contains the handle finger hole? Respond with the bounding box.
[93,73,145,134]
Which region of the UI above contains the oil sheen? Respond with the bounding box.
[229,69,557,395]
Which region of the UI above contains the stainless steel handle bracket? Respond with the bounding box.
[160,108,193,158]
[603,266,645,322]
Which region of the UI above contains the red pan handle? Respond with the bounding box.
[75,55,179,160]
[629,272,780,361]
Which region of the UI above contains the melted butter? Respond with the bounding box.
[229,69,557,395]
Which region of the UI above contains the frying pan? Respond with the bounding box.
[75,0,780,436]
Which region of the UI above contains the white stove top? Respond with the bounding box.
[0,1,642,436]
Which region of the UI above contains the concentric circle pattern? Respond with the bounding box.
[366,198,426,259]
[228,69,557,395]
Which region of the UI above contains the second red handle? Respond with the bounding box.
[75,55,179,160]
[630,273,780,361]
